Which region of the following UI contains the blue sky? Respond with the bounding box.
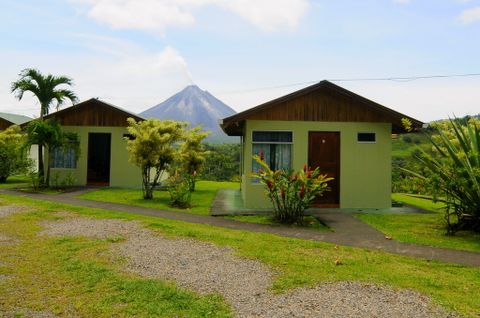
[0,0,479,121]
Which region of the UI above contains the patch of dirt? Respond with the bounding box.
[0,308,57,318]
[0,233,19,246]
[0,205,29,219]
[39,216,458,318]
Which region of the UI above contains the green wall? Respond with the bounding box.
[241,120,392,209]
[49,126,142,188]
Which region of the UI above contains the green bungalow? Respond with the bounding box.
[31,98,144,187]
[220,80,423,210]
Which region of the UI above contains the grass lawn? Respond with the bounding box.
[0,175,30,189]
[80,180,239,215]
[0,194,479,317]
[225,215,330,231]
[356,193,480,253]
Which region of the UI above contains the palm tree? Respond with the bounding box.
[11,68,78,184]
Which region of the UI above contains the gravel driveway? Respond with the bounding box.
[38,214,457,318]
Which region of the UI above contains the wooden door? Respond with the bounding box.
[308,132,340,207]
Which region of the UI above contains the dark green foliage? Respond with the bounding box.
[407,119,480,233]
[391,133,431,194]
[0,125,30,183]
[200,143,240,181]
[11,68,78,184]
[25,119,79,187]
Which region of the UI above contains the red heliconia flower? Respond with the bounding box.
[299,185,305,198]
[259,150,265,161]
[303,164,308,172]
[307,170,312,178]
[267,180,273,190]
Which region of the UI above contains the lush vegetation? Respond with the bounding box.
[0,126,30,183]
[125,118,209,202]
[357,193,480,253]
[252,156,331,224]
[125,118,187,200]
[0,194,479,317]
[24,119,80,188]
[200,143,240,182]
[391,132,431,193]
[80,180,239,215]
[11,68,78,185]
[408,118,480,233]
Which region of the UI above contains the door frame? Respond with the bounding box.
[87,132,112,186]
[308,131,340,207]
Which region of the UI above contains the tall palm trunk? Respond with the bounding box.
[38,108,45,186]
[38,145,45,186]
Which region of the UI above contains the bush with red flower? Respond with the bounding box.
[252,155,332,224]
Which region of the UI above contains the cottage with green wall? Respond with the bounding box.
[221,81,423,209]
[36,98,144,187]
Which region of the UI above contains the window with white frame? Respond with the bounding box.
[252,131,292,177]
[50,146,77,169]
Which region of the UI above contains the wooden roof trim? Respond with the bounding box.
[221,80,423,131]
[41,98,145,122]
[222,81,327,123]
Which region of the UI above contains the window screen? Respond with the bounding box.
[357,132,376,143]
[252,131,292,143]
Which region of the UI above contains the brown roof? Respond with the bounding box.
[23,98,144,127]
[221,80,423,135]
[0,117,14,130]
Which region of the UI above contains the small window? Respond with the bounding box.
[253,131,292,143]
[357,132,376,143]
[252,131,292,181]
[50,147,77,169]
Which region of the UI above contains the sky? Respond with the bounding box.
[0,0,479,122]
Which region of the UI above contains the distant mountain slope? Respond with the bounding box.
[141,85,237,143]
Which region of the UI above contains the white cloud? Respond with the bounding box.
[70,0,309,33]
[459,6,480,24]
[217,0,309,32]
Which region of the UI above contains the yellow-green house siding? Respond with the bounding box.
[48,126,142,188]
[241,120,391,209]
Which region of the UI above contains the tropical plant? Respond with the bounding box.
[252,155,332,224]
[167,172,192,208]
[125,118,186,199]
[11,68,78,184]
[24,119,80,187]
[179,127,209,191]
[408,118,480,233]
[0,125,31,183]
[200,143,240,181]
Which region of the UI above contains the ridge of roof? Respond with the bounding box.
[0,112,32,125]
[222,80,422,126]
[41,98,145,122]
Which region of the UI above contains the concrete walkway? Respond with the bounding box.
[2,188,480,267]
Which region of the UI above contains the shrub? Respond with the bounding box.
[252,155,332,224]
[0,125,30,183]
[408,118,480,233]
[28,167,41,192]
[168,173,192,209]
